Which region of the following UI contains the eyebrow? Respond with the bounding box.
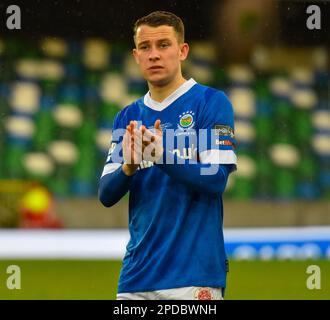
[137,38,172,46]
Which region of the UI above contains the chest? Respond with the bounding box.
[139,100,202,133]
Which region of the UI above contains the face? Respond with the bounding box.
[133,25,189,87]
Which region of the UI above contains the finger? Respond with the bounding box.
[154,119,161,129]
[122,133,126,149]
[142,126,155,142]
[133,135,143,150]
[128,121,136,133]
[132,136,143,163]
[143,141,157,159]
[154,119,162,135]
[123,134,132,164]
[142,128,155,140]
[143,140,152,146]
[127,124,133,135]
[132,129,143,145]
[143,132,155,145]
[140,125,146,135]
[126,133,135,151]
[130,122,135,132]
[123,132,130,148]
[132,120,138,131]
[133,129,144,145]
[133,128,143,138]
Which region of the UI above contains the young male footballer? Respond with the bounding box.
[99,11,237,300]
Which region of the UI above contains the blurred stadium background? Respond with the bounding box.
[0,0,329,299]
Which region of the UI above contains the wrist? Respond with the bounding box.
[122,163,139,176]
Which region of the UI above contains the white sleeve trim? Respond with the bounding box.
[199,149,237,165]
[101,163,121,178]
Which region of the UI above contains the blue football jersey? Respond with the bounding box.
[100,79,237,293]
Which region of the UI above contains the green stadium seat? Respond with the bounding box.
[23,152,54,185]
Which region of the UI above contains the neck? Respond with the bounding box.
[148,74,186,103]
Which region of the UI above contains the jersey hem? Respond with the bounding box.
[118,280,227,294]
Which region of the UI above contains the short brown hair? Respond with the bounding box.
[133,11,185,43]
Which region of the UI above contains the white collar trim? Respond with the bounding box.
[143,78,197,111]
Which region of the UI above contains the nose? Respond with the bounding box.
[148,46,160,62]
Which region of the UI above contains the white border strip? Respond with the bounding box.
[0,229,129,259]
[0,226,329,259]
[224,226,330,242]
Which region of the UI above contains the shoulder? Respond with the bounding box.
[194,84,232,115]
[193,83,229,105]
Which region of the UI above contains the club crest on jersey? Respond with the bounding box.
[178,111,195,130]
[194,287,213,300]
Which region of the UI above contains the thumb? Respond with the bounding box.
[154,119,162,135]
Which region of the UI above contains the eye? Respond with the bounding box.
[160,42,169,48]
[139,44,149,50]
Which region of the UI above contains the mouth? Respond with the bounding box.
[148,66,164,71]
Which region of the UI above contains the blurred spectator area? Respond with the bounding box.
[0,36,328,202]
[215,0,280,63]
[214,0,329,64]
[54,198,330,228]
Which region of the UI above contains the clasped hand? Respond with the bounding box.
[122,119,164,168]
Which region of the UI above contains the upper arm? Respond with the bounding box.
[197,89,237,172]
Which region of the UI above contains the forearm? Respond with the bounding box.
[98,165,132,207]
[156,151,231,195]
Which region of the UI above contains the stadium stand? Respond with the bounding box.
[0,36,329,202]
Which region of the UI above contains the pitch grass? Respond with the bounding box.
[0,260,329,300]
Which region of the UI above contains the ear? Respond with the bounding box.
[132,48,140,64]
[179,43,189,62]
